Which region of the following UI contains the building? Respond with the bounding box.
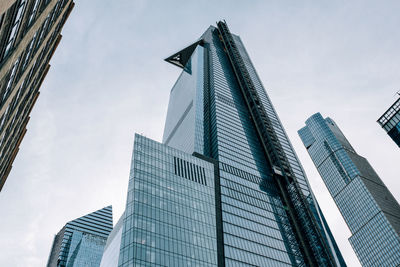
[298,112,400,266]
[108,21,347,267]
[100,213,124,267]
[117,134,218,266]
[0,0,74,191]
[377,96,400,147]
[47,205,113,267]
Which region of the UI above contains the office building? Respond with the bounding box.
[100,213,124,267]
[377,96,400,147]
[0,0,74,191]
[299,113,400,266]
[47,205,113,267]
[112,21,346,267]
[118,134,218,266]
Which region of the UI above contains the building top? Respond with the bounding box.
[161,21,345,266]
[47,205,113,267]
[64,205,113,238]
[377,96,400,130]
[299,112,400,266]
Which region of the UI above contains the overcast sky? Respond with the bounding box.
[1,1,399,266]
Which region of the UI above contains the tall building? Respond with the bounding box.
[298,112,400,266]
[111,21,347,267]
[0,0,74,191]
[377,96,400,147]
[100,213,124,267]
[47,205,113,267]
[117,134,218,266]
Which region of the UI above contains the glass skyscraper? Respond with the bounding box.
[377,96,400,147]
[299,112,400,266]
[47,205,113,267]
[118,134,218,266]
[113,21,347,266]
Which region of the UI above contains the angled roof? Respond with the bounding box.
[164,26,216,69]
[165,40,203,68]
[66,205,113,237]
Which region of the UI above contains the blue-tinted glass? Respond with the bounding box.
[299,112,400,266]
[378,97,400,147]
[100,213,124,267]
[118,134,218,267]
[47,206,113,267]
[162,25,345,266]
[115,23,346,267]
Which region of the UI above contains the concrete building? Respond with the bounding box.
[0,0,74,191]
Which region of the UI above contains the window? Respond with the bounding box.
[173,156,207,185]
[3,0,27,58]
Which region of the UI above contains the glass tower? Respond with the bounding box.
[377,96,400,147]
[47,205,113,267]
[118,134,218,266]
[299,112,400,266]
[162,21,345,267]
[117,21,347,266]
[0,0,74,191]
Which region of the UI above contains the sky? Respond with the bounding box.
[1,0,399,266]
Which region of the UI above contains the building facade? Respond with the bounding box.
[299,112,400,266]
[0,0,74,191]
[47,206,113,267]
[114,21,347,267]
[100,213,124,267]
[117,134,218,266]
[377,96,400,147]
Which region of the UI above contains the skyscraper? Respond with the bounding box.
[0,0,74,191]
[110,21,347,267]
[377,96,400,147]
[47,205,113,267]
[299,112,400,266]
[117,134,219,267]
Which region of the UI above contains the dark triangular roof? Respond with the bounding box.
[164,26,216,69]
[165,40,203,68]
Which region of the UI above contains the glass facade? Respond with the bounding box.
[161,22,345,266]
[47,206,113,267]
[377,96,400,147]
[299,112,400,266]
[162,45,204,154]
[118,134,218,267]
[100,213,124,267]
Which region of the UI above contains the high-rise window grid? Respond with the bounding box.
[118,134,218,267]
[299,112,400,266]
[377,96,400,147]
[108,22,346,267]
[0,0,74,191]
[47,206,113,267]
